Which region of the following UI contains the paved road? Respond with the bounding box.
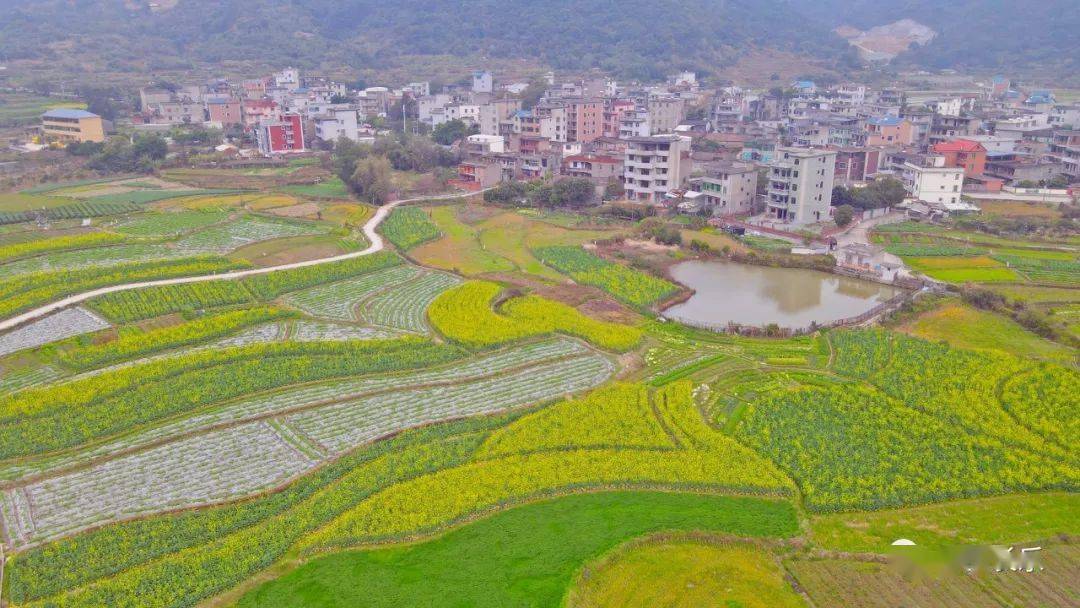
[0,189,486,333]
[834,212,905,248]
[834,212,908,272]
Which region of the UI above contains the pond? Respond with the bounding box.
[663,260,903,329]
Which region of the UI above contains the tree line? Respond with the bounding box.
[332,134,459,204]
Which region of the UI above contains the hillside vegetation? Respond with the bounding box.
[0,0,856,82]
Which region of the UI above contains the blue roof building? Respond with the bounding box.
[41,108,99,120]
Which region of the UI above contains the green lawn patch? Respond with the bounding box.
[899,302,1074,362]
[235,492,798,608]
[811,492,1079,553]
[279,177,350,199]
[920,267,1021,283]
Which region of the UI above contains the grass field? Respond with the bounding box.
[978,200,1062,219]
[897,302,1075,361]
[905,255,1003,270]
[0,192,79,212]
[477,211,616,281]
[277,177,350,199]
[810,492,1079,553]
[235,492,798,608]
[679,228,749,254]
[739,234,793,253]
[567,538,805,608]
[918,266,1021,283]
[411,206,516,275]
[0,94,86,127]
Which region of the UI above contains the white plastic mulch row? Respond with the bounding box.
[0,338,589,484]
[0,307,110,358]
[0,341,613,547]
[284,266,422,321]
[5,421,315,547]
[171,216,327,254]
[289,352,615,454]
[290,320,399,342]
[0,365,65,397]
[360,271,462,333]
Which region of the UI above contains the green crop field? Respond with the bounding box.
[0,172,1074,608]
[236,493,798,608]
[534,245,679,307]
[0,94,86,127]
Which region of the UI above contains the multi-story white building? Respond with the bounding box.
[695,163,758,217]
[618,109,651,138]
[472,71,493,94]
[445,103,481,126]
[274,67,302,92]
[465,133,505,154]
[478,98,522,136]
[418,94,453,126]
[902,157,964,206]
[405,82,431,97]
[766,147,836,224]
[623,135,692,203]
[646,96,685,134]
[359,87,392,118]
[1049,104,1080,129]
[313,105,361,142]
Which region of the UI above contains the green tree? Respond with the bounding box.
[432,119,477,145]
[831,185,855,207]
[87,135,167,173]
[333,136,370,183]
[170,126,223,147]
[79,86,121,121]
[349,156,394,204]
[484,181,529,205]
[604,177,625,200]
[519,78,548,110]
[132,135,167,161]
[550,178,597,208]
[834,204,855,227]
[853,177,906,210]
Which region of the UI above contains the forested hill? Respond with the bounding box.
[0,0,1074,82]
[0,0,857,81]
[790,0,1079,76]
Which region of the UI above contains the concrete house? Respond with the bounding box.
[766,147,836,224]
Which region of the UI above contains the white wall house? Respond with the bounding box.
[697,164,758,216]
[902,161,964,206]
[472,71,493,94]
[619,109,651,138]
[466,134,505,154]
[446,103,481,126]
[623,134,692,203]
[314,106,361,142]
[766,147,836,224]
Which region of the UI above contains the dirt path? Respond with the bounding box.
[0,190,486,333]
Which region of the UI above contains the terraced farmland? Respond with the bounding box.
[172,215,330,254]
[284,265,421,321]
[361,270,462,332]
[0,308,109,357]
[0,338,613,546]
[0,182,1074,608]
[2,422,317,547]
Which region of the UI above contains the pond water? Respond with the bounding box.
[663,260,903,329]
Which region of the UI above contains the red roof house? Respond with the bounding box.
[932,139,987,177]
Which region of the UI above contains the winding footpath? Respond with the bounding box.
[0,189,486,333]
